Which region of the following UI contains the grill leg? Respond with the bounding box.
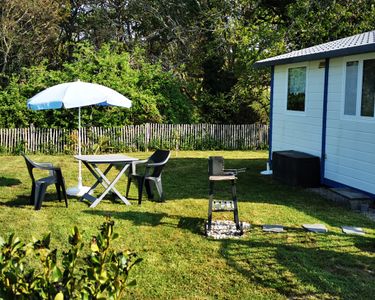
[231,179,241,231]
[207,181,214,232]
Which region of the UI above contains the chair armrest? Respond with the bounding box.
[129,159,149,174]
[146,156,170,168]
[33,162,61,176]
[146,161,167,167]
[132,159,149,165]
[34,162,61,172]
[37,162,53,168]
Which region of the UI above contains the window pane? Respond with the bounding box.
[361,59,375,117]
[344,61,358,115]
[287,67,306,111]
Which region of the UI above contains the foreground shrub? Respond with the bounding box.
[0,219,141,299]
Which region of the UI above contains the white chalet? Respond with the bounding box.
[255,30,375,195]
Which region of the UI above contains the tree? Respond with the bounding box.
[0,0,62,74]
[285,0,375,50]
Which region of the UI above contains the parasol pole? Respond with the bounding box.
[66,106,91,196]
[78,106,82,188]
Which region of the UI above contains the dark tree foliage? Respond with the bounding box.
[285,0,375,50]
[0,0,374,127]
[0,44,195,128]
[0,0,62,73]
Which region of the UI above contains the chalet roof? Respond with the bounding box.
[254,30,375,67]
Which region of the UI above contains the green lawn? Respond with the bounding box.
[0,151,374,299]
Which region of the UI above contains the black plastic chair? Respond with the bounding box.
[22,153,68,210]
[126,150,171,204]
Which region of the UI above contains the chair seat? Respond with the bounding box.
[37,176,58,185]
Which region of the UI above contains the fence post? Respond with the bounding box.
[29,124,35,153]
[145,123,150,152]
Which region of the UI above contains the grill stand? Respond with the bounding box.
[207,175,242,234]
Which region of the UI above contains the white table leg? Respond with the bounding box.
[89,163,131,207]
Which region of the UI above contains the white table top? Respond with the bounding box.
[74,154,138,164]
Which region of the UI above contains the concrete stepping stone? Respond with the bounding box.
[263,225,284,233]
[342,226,365,235]
[302,224,328,233]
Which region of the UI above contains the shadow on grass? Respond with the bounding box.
[0,176,21,187]
[353,234,375,253]
[177,216,206,235]
[0,195,30,207]
[0,193,66,208]
[218,232,375,299]
[84,210,168,227]
[84,209,206,234]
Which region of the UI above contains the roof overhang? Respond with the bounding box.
[254,30,375,68]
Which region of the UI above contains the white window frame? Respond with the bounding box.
[285,64,308,115]
[342,57,375,122]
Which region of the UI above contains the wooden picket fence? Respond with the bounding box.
[0,123,269,154]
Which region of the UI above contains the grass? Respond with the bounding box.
[0,150,374,299]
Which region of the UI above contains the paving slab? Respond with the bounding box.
[302,224,328,233]
[342,226,365,235]
[263,225,284,233]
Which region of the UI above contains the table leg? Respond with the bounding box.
[89,164,131,207]
[80,162,113,202]
[93,164,130,200]
[87,163,113,190]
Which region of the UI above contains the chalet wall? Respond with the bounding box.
[325,52,375,193]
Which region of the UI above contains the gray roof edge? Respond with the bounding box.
[254,44,375,68]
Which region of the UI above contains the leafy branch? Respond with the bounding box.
[0,219,142,300]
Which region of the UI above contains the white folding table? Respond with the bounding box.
[74,154,138,207]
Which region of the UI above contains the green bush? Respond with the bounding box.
[0,43,195,129]
[0,220,141,299]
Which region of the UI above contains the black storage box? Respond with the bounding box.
[272,150,320,187]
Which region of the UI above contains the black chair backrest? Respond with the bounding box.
[208,156,225,176]
[21,153,36,183]
[148,150,171,177]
